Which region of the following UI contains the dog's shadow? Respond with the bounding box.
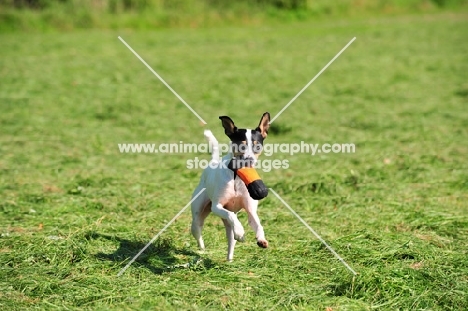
[86,232,215,274]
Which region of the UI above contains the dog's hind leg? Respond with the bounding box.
[222,218,236,261]
[191,187,210,250]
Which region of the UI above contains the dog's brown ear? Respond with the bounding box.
[257,112,270,138]
[219,116,237,136]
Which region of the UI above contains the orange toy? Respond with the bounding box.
[236,167,261,185]
[236,167,268,200]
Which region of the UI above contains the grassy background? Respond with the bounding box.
[1,9,468,311]
[0,0,467,32]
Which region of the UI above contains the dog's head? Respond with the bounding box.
[219,112,270,167]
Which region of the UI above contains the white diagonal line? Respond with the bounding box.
[118,36,207,125]
[270,188,357,275]
[117,188,206,277]
[269,37,356,124]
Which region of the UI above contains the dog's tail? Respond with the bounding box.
[204,129,219,163]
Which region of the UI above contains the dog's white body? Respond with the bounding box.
[190,129,268,261]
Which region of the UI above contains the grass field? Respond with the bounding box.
[1,12,468,310]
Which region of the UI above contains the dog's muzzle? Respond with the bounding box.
[228,156,255,170]
[228,158,268,200]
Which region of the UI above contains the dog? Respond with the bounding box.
[190,112,270,261]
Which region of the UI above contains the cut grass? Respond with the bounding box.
[1,12,468,310]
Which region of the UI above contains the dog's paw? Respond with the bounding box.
[257,239,269,248]
[234,233,245,242]
[233,222,245,242]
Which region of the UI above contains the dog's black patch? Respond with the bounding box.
[228,128,265,155]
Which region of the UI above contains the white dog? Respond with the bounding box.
[190,112,270,261]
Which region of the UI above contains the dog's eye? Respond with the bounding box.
[238,143,248,152]
[253,143,263,153]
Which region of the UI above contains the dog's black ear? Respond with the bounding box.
[256,112,270,138]
[219,116,237,136]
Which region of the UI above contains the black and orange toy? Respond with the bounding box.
[229,160,268,200]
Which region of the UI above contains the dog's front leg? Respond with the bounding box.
[211,202,245,242]
[244,199,268,248]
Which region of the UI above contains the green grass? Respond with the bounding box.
[1,12,468,310]
[1,0,467,32]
